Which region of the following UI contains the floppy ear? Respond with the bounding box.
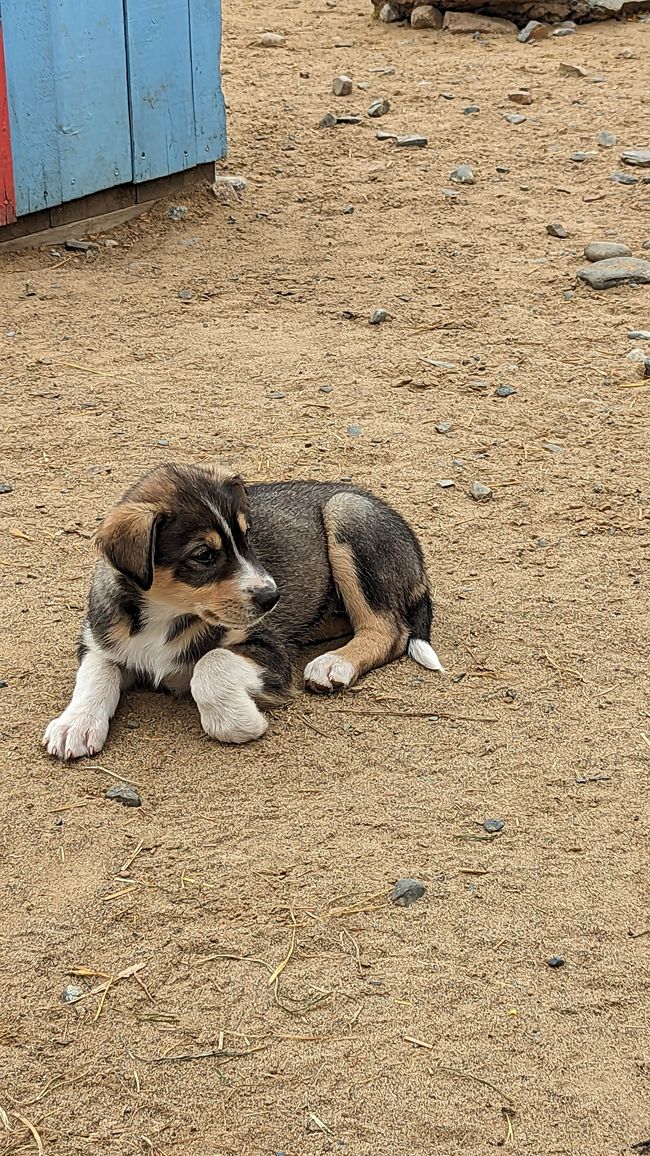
[95,501,162,589]
[228,474,250,516]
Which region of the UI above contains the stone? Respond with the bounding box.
[391,878,426,906]
[620,149,650,168]
[259,32,286,47]
[106,783,142,807]
[495,384,516,397]
[105,238,119,248]
[469,481,492,501]
[368,98,390,117]
[268,390,286,398]
[443,12,516,34]
[320,112,338,128]
[628,330,650,340]
[643,241,650,250]
[378,1,401,20]
[435,420,453,433]
[610,171,638,186]
[551,24,575,35]
[504,114,526,125]
[547,222,567,238]
[62,984,83,1003]
[584,241,632,262]
[571,151,596,162]
[463,105,480,115]
[395,134,428,147]
[484,818,505,833]
[0,483,12,494]
[335,114,362,125]
[211,175,247,203]
[347,424,362,437]
[25,282,37,296]
[376,130,397,140]
[518,20,550,41]
[166,205,189,221]
[547,955,565,968]
[178,288,193,301]
[332,75,353,96]
[508,89,533,105]
[65,238,99,252]
[542,442,564,453]
[411,4,443,27]
[578,257,650,290]
[369,308,391,324]
[559,62,587,78]
[450,164,475,185]
[596,130,616,148]
[437,479,455,488]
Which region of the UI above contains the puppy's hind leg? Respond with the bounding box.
[43,644,123,760]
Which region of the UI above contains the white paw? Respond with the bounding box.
[43,710,109,761]
[198,700,268,745]
[304,652,356,694]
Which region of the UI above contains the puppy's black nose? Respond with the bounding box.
[255,586,279,613]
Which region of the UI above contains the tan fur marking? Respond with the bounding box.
[237,513,249,535]
[94,500,159,585]
[322,537,407,680]
[199,463,235,485]
[148,569,251,626]
[205,530,223,551]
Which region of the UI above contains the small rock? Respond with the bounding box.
[468,379,487,391]
[495,384,516,397]
[643,241,650,250]
[332,75,353,96]
[441,91,454,100]
[376,130,397,141]
[596,130,616,148]
[469,481,492,501]
[443,11,516,33]
[378,1,401,20]
[369,308,391,325]
[628,330,650,340]
[0,679,7,688]
[105,238,119,248]
[268,390,286,399]
[347,424,362,437]
[320,112,338,128]
[551,25,575,36]
[463,105,480,115]
[547,955,565,968]
[65,238,99,252]
[211,175,247,203]
[25,282,37,297]
[571,151,596,163]
[547,222,567,238]
[559,62,586,78]
[578,257,650,290]
[584,241,631,262]
[610,171,638,186]
[645,358,650,379]
[342,204,354,214]
[106,784,142,808]
[620,149,650,168]
[395,134,428,148]
[437,478,455,488]
[484,818,505,833]
[334,114,362,125]
[508,88,533,105]
[178,288,193,301]
[0,483,12,494]
[62,984,83,1003]
[391,878,426,906]
[259,32,286,47]
[518,20,550,41]
[450,163,475,185]
[368,98,390,117]
[542,442,564,454]
[504,114,526,125]
[411,4,443,27]
[435,420,453,433]
[166,205,189,221]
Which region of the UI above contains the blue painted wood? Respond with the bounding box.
[2,0,132,216]
[124,0,198,183]
[188,0,227,164]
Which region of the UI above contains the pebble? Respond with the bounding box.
[259,32,286,47]
[469,481,492,501]
[559,62,587,78]
[596,130,616,148]
[504,113,526,125]
[62,984,83,1003]
[620,148,650,168]
[395,134,428,148]
[214,174,247,193]
[376,130,397,141]
[390,878,426,907]
[542,442,564,454]
[450,163,475,185]
[578,257,650,290]
[437,478,455,488]
[546,222,567,238]
[551,25,575,36]
[106,783,142,807]
[0,679,7,689]
[369,308,391,325]
[484,818,505,833]
[268,390,286,399]
[65,238,99,252]
[411,4,443,28]
[463,105,480,115]
[379,1,401,20]
[368,98,390,118]
[518,20,549,41]
[495,384,516,397]
[435,420,453,433]
[105,238,119,248]
[166,205,189,221]
[628,330,650,340]
[332,75,353,96]
[643,241,650,250]
[508,89,533,105]
[584,241,631,262]
[0,483,12,494]
[178,288,193,301]
[347,424,362,437]
[443,12,516,33]
[610,171,637,185]
[571,151,596,163]
[547,955,566,968]
[25,281,37,297]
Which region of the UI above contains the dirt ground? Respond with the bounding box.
[1,3,649,1154]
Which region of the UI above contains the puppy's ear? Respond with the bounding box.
[95,501,162,589]
[228,474,250,515]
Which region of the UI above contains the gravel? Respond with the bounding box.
[106,784,142,807]
[390,878,426,906]
[584,241,632,262]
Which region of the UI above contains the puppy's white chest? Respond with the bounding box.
[103,607,189,686]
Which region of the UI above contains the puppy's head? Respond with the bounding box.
[95,464,279,628]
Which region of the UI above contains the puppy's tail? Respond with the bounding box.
[406,591,446,673]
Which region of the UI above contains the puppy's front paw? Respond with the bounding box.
[198,700,268,745]
[304,652,356,694]
[43,710,109,761]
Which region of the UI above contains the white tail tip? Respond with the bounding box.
[408,638,446,673]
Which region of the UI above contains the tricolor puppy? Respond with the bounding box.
[43,464,444,758]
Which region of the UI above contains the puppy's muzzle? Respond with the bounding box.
[252,584,280,615]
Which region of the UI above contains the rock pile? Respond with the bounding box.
[373,0,649,28]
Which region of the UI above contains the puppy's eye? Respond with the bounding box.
[191,545,218,564]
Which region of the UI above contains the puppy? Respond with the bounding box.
[43,463,444,758]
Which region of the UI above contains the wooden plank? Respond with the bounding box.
[0,200,155,253]
[0,20,16,225]
[50,184,134,227]
[134,161,213,203]
[124,0,197,183]
[188,0,227,165]
[1,1,63,215]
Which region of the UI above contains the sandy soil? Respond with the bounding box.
[1,4,649,1154]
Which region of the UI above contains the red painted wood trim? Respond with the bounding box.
[0,21,17,226]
